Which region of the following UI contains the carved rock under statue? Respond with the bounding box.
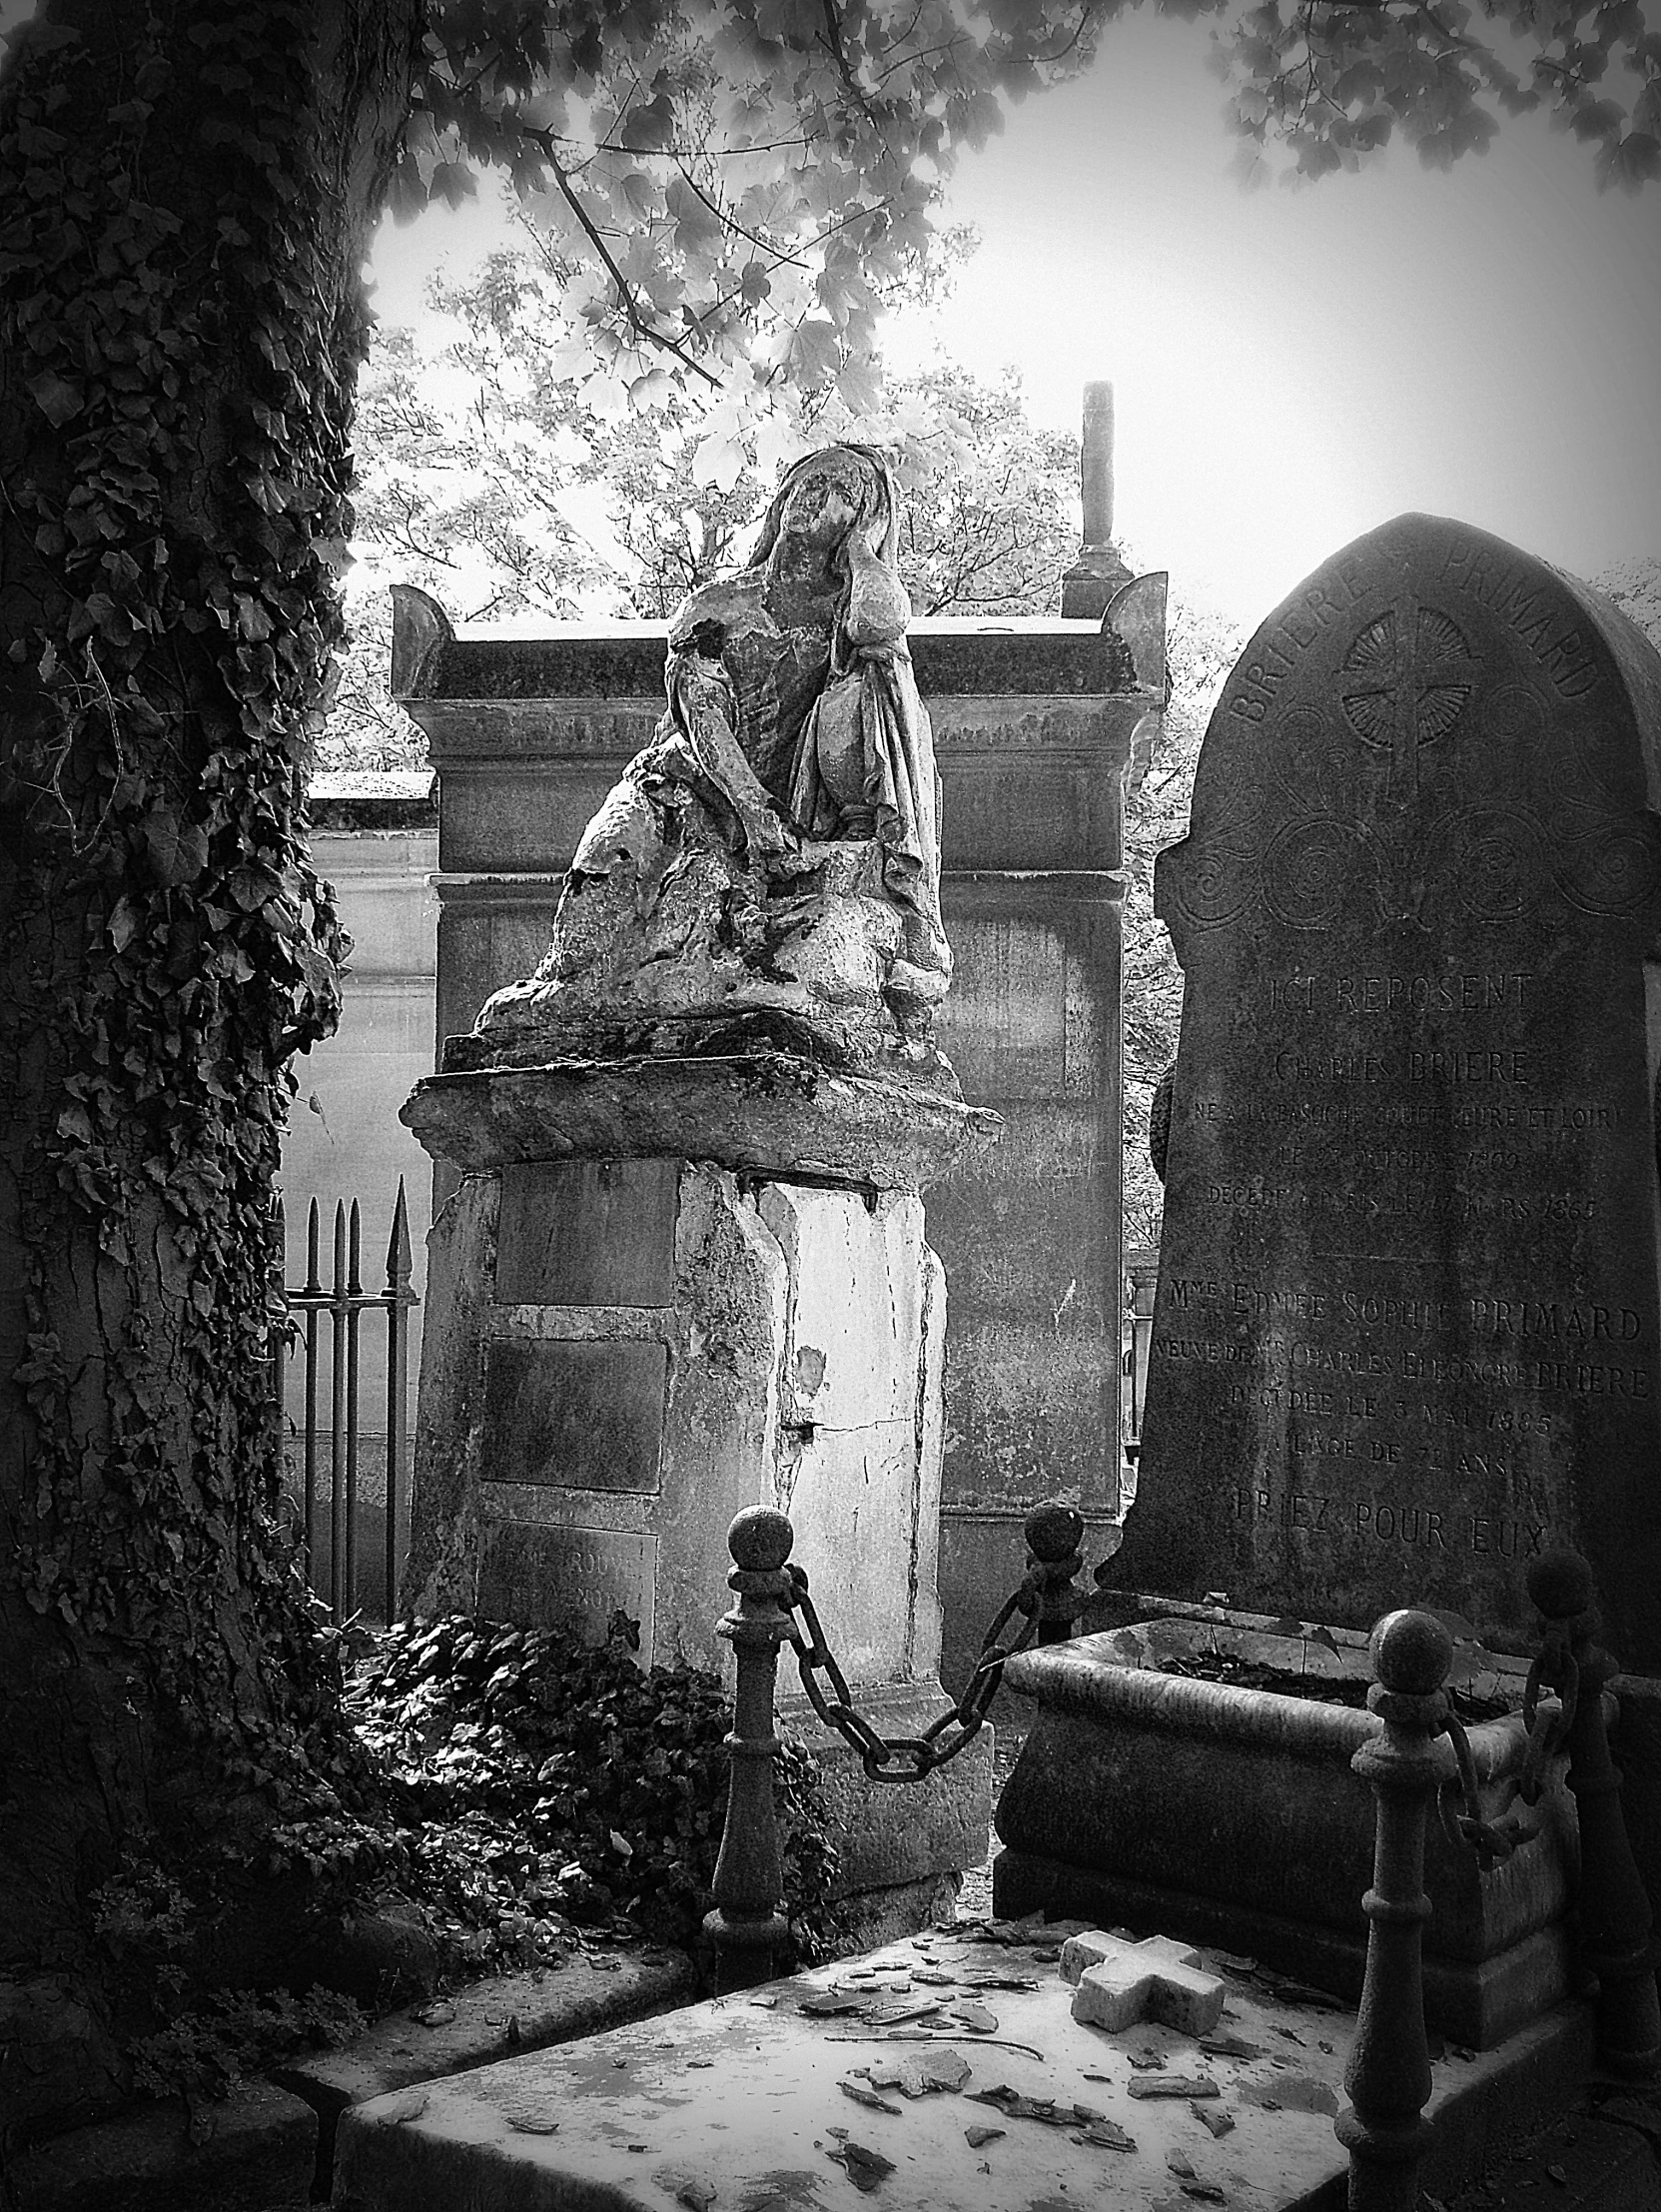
[403,447,1000,1936]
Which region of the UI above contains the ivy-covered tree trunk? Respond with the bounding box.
[0,0,417,2129]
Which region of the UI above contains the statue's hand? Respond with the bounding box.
[740,804,792,861]
[843,538,909,649]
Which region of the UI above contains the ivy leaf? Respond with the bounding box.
[109,897,141,952]
[140,812,210,887]
[27,370,85,427]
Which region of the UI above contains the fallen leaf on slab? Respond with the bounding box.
[1071,2121,1138,2153]
[912,1970,957,1986]
[1168,2154,1196,2178]
[1263,1977,1347,2012]
[967,2087,1075,2129]
[1199,2034,1261,2060]
[686,2058,714,2069]
[1241,2076,1337,2117]
[839,2079,901,2115]
[964,1974,1038,1992]
[918,2050,972,2092]
[650,2172,717,2212]
[827,2141,896,2193]
[505,2112,560,2134]
[863,1999,943,2027]
[1127,2075,1220,2101]
[1181,2186,1228,2205]
[1194,2105,1236,2139]
[801,1992,866,2016]
[412,2001,455,2027]
[964,2125,1005,2148]
[951,2002,998,2033]
[384,2089,428,2123]
[861,2059,930,2099]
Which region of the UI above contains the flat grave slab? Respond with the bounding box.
[333,1920,1586,2211]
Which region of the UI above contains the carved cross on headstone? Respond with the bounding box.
[1339,593,1477,805]
[1060,1929,1227,2036]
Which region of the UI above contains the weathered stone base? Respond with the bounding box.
[405,1155,950,1682]
[331,1926,1600,2212]
[782,1685,993,1925]
[404,1051,1000,1193]
[994,1618,1579,2049]
[991,1848,1574,2052]
[6,2081,316,2212]
[276,1950,696,2199]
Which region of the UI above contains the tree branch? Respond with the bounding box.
[528,134,722,389]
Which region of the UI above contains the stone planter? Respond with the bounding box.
[992,1609,1580,2048]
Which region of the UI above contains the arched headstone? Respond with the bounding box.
[1119,514,1661,1664]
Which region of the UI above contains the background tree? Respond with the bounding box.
[4,0,1654,2133]
[1121,590,1243,1245]
[320,241,1083,769]
[1596,554,1661,651]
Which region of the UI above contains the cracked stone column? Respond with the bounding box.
[400,1051,999,1934]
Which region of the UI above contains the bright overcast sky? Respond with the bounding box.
[884,13,1661,620]
[379,15,1653,627]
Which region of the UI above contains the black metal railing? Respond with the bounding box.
[270,1181,418,1624]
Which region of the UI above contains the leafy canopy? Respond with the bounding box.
[327,239,1085,769]
[393,0,1661,458]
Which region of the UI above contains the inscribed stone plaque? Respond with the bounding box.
[1117,515,1661,1663]
[476,1521,657,1645]
[494,1159,678,1307]
[481,1340,666,1493]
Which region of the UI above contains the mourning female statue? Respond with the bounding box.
[473,444,960,1096]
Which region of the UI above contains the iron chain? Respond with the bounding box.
[1437,1708,1540,1870]
[1437,1627,1579,1868]
[785,1561,1042,1783]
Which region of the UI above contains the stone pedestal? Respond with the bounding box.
[402,1051,999,1922]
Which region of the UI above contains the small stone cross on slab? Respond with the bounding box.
[1060,1931,1227,2038]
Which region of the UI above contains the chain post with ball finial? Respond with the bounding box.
[704,1505,797,1991]
[1527,1548,1661,2076]
[1335,1608,1452,2212]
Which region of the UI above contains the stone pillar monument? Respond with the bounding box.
[402,448,1006,1930]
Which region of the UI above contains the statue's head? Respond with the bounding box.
[750,444,900,575]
